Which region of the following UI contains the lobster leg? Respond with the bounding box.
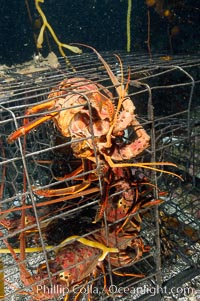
[55,164,84,181]
[113,270,145,278]
[34,159,98,197]
[131,238,151,261]
[117,198,163,235]
[24,99,56,115]
[7,100,57,144]
[104,155,182,180]
[34,180,91,197]
[0,187,100,214]
[0,230,47,300]
[35,159,97,197]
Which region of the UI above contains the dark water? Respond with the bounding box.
[0,0,199,65]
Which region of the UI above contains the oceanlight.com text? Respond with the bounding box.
[37,284,195,297]
[108,284,194,297]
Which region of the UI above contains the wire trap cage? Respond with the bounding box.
[0,51,200,301]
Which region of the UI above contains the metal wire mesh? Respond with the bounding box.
[0,51,200,301]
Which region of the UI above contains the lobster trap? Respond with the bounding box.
[0,51,200,301]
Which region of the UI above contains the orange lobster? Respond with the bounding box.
[0,175,161,301]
